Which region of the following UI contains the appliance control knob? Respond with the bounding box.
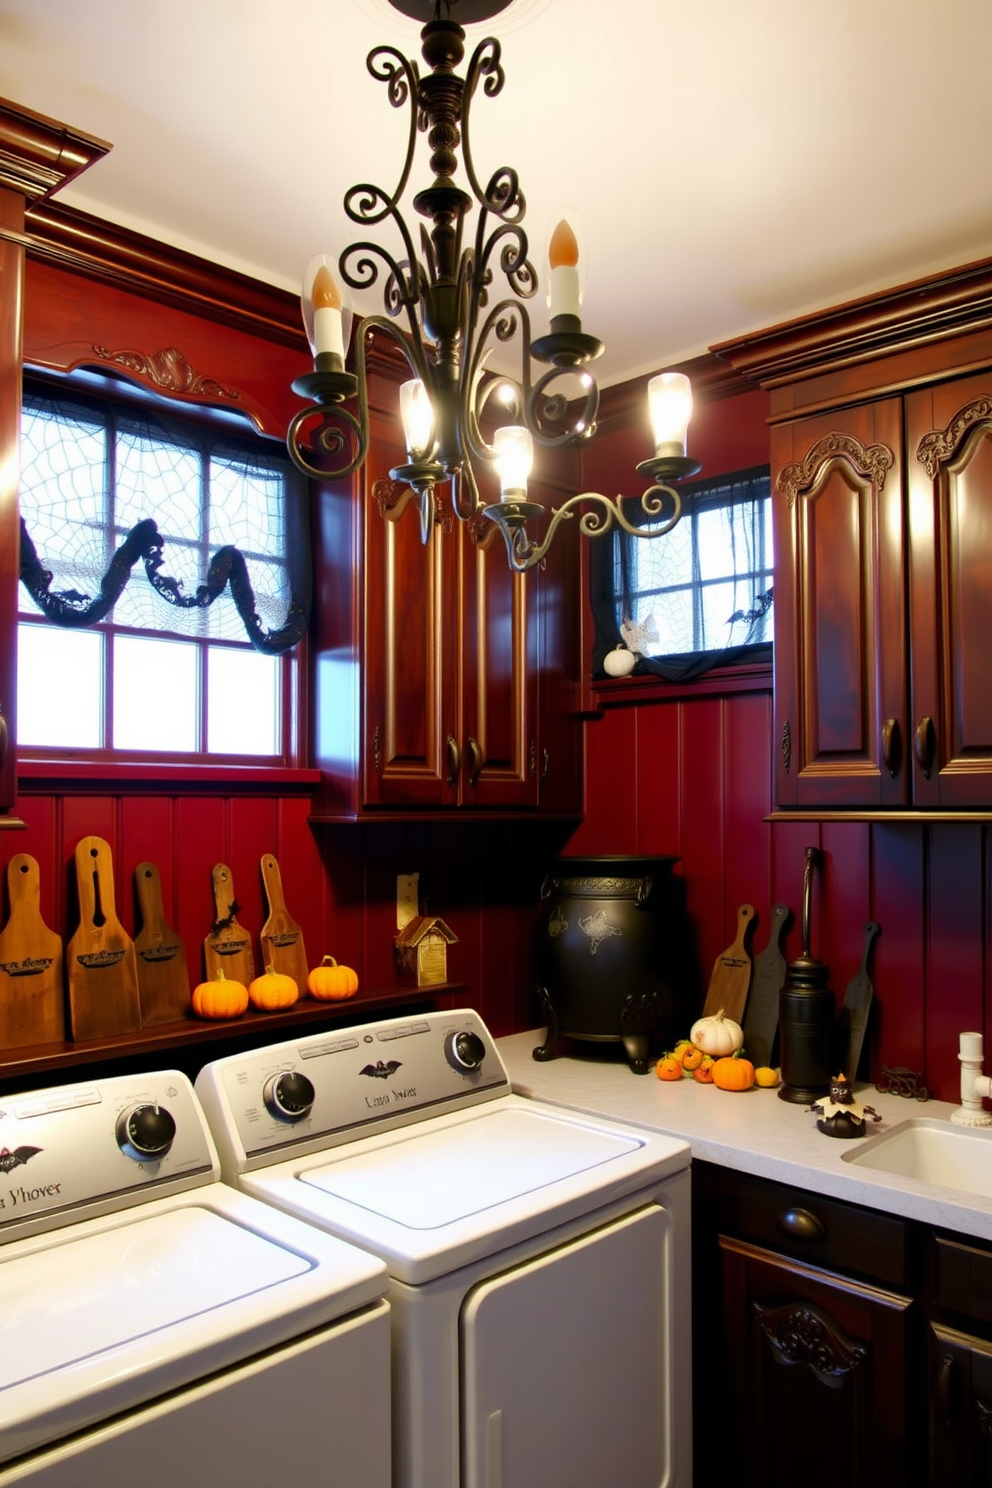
[445,1029,486,1072]
[263,1070,315,1121]
[116,1103,177,1161]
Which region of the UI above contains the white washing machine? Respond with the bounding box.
[0,1068,391,1488]
[195,1008,692,1488]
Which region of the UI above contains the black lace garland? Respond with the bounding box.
[19,516,306,656]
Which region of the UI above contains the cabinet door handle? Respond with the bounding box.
[466,735,483,787]
[0,705,7,770]
[540,746,550,781]
[445,735,461,787]
[881,717,901,777]
[937,1352,956,1429]
[776,1207,826,1241]
[914,715,935,779]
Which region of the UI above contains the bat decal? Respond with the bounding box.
[0,1145,43,1173]
[360,1060,402,1080]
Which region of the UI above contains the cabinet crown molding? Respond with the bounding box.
[0,98,110,203]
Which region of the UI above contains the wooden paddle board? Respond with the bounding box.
[838,921,879,1082]
[260,853,309,996]
[702,903,755,1024]
[202,863,255,988]
[134,861,191,1026]
[742,903,790,1069]
[67,836,141,1041]
[0,853,65,1049]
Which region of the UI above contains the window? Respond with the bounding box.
[17,381,310,763]
[590,465,772,680]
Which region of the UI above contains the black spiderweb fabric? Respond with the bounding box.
[18,387,311,655]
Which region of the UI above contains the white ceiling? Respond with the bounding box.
[2,0,991,386]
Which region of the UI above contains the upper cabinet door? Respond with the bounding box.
[772,400,907,808]
[906,373,992,808]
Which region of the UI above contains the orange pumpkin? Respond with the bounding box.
[191,967,249,1021]
[248,964,299,1012]
[307,955,359,1002]
[693,1056,715,1084]
[655,1055,683,1082]
[711,1054,756,1091]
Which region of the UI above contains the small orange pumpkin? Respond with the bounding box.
[711,1054,756,1091]
[248,964,299,1012]
[655,1054,683,1082]
[191,967,249,1021]
[693,1056,715,1084]
[307,955,359,1002]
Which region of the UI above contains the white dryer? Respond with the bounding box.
[196,1008,692,1488]
[0,1068,391,1488]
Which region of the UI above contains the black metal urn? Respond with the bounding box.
[533,855,698,1075]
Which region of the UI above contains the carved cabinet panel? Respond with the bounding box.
[929,1322,992,1486]
[906,371,992,807]
[772,400,907,808]
[718,1236,916,1486]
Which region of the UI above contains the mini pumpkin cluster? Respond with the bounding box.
[655,1007,779,1090]
[191,954,360,1020]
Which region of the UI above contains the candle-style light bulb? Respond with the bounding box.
[301,254,352,363]
[547,218,581,323]
[399,379,435,461]
[493,424,534,501]
[648,372,693,459]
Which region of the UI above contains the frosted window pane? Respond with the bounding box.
[113,636,197,752]
[17,625,103,747]
[210,458,285,556]
[115,431,201,533]
[207,648,279,756]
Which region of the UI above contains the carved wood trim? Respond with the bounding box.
[916,396,992,478]
[753,1300,868,1380]
[373,477,418,522]
[0,100,110,204]
[91,345,242,404]
[777,432,894,507]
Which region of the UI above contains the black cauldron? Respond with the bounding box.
[533,855,698,1074]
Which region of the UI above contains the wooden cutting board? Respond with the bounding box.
[742,903,790,1069]
[134,861,190,1026]
[67,836,141,1041]
[838,921,879,1082]
[202,863,255,988]
[0,853,65,1049]
[260,853,309,996]
[702,903,756,1025]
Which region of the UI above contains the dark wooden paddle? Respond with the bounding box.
[742,903,790,1069]
[702,903,756,1025]
[838,921,879,1082]
[203,863,255,988]
[260,853,309,996]
[134,861,190,1026]
[67,835,141,1041]
[0,853,65,1049]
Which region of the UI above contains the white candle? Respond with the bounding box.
[311,265,344,358]
[547,219,581,320]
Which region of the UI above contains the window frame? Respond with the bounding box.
[16,370,309,779]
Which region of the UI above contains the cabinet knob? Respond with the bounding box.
[445,734,461,788]
[776,1207,826,1241]
[914,715,935,779]
[466,736,482,787]
[881,717,901,777]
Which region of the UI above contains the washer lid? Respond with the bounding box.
[302,1106,641,1228]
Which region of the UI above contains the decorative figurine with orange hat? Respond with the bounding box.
[807,1073,882,1138]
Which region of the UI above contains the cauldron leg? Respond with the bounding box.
[621,991,661,1075]
[532,986,561,1062]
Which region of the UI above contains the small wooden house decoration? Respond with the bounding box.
[395,914,458,987]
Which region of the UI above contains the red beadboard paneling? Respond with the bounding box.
[927,824,984,1099]
[872,824,926,1079]
[819,821,871,1011]
[678,696,726,979]
[567,705,639,856]
[722,690,773,938]
[632,701,682,857]
[119,795,174,936]
[174,796,227,982]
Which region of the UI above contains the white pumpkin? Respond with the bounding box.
[603,644,636,678]
[690,1008,744,1057]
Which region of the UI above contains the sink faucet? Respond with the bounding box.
[951,1031,992,1126]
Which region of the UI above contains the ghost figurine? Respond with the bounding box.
[807,1072,882,1139]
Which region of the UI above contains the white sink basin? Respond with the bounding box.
[842,1116,992,1199]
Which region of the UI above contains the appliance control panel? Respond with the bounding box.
[0,1071,217,1243]
[195,1008,510,1170]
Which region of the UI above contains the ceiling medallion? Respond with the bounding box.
[287,1,701,572]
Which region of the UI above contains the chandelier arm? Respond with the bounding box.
[475,220,536,304]
[484,485,685,573]
[286,403,369,482]
[343,46,422,226]
[450,458,482,523]
[339,228,423,326]
[527,363,600,449]
[461,39,525,226]
[462,297,533,465]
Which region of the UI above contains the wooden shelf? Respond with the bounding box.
[0,983,469,1091]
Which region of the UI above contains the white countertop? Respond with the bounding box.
[498,1029,992,1244]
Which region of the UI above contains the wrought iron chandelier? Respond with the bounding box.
[286,0,700,572]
